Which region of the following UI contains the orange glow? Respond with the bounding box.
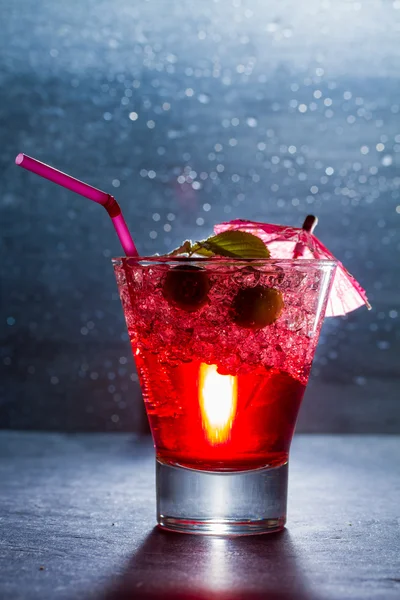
[199,364,238,445]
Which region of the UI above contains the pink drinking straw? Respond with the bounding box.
[15,153,139,257]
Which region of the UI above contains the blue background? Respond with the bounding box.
[1,0,399,432]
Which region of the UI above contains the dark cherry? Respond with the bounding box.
[163,265,210,312]
[232,285,284,329]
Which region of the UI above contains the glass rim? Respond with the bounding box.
[112,256,338,267]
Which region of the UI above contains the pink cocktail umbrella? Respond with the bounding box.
[15,153,138,257]
[215,216,370,317]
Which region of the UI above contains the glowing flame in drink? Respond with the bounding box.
[199,363,237,444]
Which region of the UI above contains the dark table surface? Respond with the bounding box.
[0,432,399,600]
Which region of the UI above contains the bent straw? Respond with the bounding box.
[15,153,139,257]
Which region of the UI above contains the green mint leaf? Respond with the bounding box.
[193,231,270,259]
[188,243,214,257]
[166,231,270,259]
[167,240,193,256]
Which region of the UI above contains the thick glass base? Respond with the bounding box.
[156,459,288,535]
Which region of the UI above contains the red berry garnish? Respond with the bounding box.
[232,285,284,329]
[163,265,210,312]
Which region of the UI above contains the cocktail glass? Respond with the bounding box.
[113,256,336,535]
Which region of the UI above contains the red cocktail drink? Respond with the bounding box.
[114,257,336,534]
[14,153,367,535]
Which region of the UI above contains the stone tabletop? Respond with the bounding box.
[0,432,399,600]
